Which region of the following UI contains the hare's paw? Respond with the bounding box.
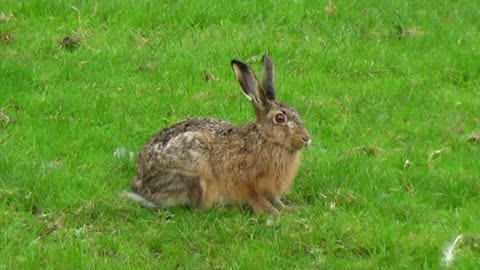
[247,196,280,216]
[270,197,288,210]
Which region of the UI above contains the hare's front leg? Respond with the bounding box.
[270,197,289,210]
[242,185,279,215]
[250,197,279,216]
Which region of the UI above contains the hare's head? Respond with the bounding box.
[231,56,311,151]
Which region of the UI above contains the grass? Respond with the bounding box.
[1,0,479,268]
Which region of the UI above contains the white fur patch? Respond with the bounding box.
[164,132,197,151]
[123,191,159,208]
[199,179,207,195]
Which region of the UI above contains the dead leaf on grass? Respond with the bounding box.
[60,36,80,51]
[351,145,385,157]
[192,92,213,101]
[1,32,14,44]
[295,218,312,232]
[39,213,65,238]
[74,200,96,215]
[396,24,424,39]
[0,189,15,200]
[246,55,262,64]
[48,160,63,169]
[466,132,480,143]
[325,0,336,16]
[402,180,415,195]
[137,63,156,72]
[0,12,16,23]
[428,147,448,166]
[203,72,219,82]
[266,218,275,228]
[0,109,10,126]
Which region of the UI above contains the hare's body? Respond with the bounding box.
[131,117,300,213]
[128,56,311,215]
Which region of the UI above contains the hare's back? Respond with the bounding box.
[136,118,233,175]
[146,117,233,147]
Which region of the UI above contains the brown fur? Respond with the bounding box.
[129,56,311,215]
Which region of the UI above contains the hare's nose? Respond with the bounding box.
[301,136,311,147]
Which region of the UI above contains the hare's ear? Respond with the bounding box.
[261,55,276,101]
[231,60,263,107]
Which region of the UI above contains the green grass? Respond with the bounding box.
[1,0,479,268]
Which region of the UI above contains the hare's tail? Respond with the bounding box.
[123,191,159,208]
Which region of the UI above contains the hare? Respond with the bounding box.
[126,56,311,215]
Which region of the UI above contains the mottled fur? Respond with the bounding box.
[128,56,311,215]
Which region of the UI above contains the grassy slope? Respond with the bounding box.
[1,0,479,268]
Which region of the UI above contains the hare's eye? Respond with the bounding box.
[274,113,286,124]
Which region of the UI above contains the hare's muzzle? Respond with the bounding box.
[301,136,311,147]
[300,128,311,148]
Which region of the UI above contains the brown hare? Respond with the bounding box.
[126,56,311,215]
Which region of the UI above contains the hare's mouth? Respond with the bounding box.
[288,138,311,152]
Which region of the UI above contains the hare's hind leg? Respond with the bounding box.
[131,172,204,209]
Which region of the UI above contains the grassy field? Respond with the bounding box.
[1,0,479,268]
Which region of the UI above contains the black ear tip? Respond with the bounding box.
[231,60,250,71]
